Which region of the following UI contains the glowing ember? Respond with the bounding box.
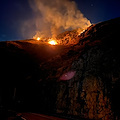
[81,29,85,34]
[37,37,41,40]
[48,40,57,45]
[77,29,86,36]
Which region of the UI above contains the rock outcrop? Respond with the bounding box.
[56,17,120,119]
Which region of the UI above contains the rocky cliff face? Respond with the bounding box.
[1,17,120,120]
[56,18,120,119]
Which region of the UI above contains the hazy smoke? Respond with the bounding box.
[28,0,91,38]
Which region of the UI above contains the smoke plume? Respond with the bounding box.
[28,0,91,38]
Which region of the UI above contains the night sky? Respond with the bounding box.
[0,0,120,41]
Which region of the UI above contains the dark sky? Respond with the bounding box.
[0,0,120,41]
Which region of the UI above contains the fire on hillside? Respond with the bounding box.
[32,27,89,45]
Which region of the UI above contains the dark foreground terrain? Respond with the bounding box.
[0,17,120,120]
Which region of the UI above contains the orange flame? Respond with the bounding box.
[36,37,41,40]
[48,39,57,45]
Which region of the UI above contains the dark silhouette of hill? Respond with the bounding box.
[0,17,120,120]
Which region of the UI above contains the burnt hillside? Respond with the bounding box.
[0,17,120,120]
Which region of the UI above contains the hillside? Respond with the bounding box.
[1,17,120,120]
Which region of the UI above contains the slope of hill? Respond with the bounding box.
[1,17,120,120]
